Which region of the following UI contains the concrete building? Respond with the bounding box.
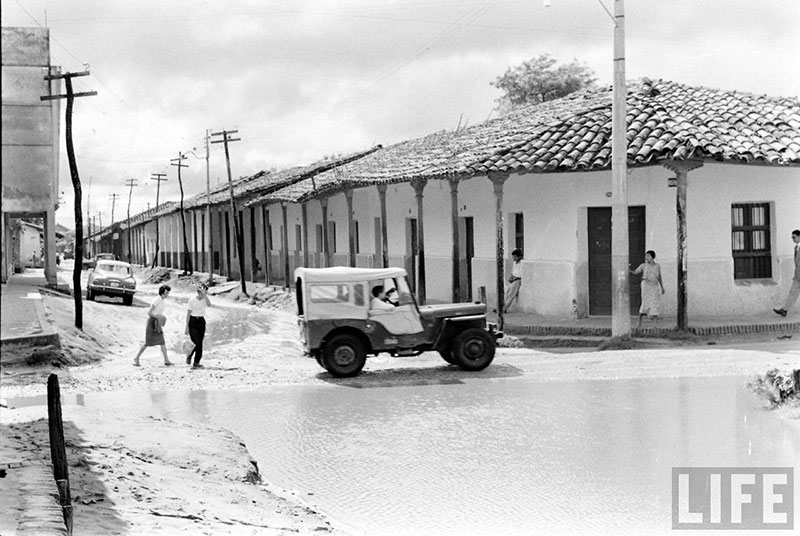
[1,26,61,285]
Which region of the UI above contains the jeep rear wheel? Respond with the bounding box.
[323,334,366,378]
[87,289,95,301]
[452,328,495,371]
[123,295,133,306]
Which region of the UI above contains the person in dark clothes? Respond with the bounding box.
[185,283,211,368]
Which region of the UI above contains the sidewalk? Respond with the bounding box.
[498,311,800,338]
[0,269,61,348]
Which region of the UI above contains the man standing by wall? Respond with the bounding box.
[773,229,800,317]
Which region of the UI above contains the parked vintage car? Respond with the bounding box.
[83,252,116,270]
[295,266,502,377]
[86,259,136,305]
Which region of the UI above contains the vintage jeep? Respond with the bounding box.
[295,266,502,377]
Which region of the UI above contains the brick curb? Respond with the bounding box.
[505,321,800,338]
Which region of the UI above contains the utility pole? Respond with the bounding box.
[125,179,137,263]
[86,176,92,257]
[109,193,120,259]
[610,0,631,337]
[41,69,96,330]
[150,173,168,269]
[109,193,120,226]
[210,129,247,296]
[171,152,193,274]
[205,130,213,285]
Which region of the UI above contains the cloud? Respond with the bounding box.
[2,0,797,229]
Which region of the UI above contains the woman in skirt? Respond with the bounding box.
[630,250,665,328]
[133,285,174,366]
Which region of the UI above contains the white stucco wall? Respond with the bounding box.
[185,161,796,318]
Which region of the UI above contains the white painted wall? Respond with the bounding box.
[157,162,797,318]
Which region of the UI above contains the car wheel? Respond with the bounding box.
[323,334,366,378]
[438,347,457,365]
[86,289,94,301]
[452,328,495,371]
[123,295,133,306]
[315,354,327,370]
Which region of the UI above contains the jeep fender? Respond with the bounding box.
[319,325,374,356]
[432,315,489,351]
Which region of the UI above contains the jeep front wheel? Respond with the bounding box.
[438,347,457,365]
[323,334,366,378]
[452,328,495,371]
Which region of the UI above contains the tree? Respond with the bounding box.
[491,54,596,113]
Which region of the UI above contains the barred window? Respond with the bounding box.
[731,203,772,279]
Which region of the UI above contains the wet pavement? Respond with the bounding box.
[16,374,799,536]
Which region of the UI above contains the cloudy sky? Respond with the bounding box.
[3,0,799,229]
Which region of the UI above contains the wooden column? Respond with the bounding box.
[320,197,331,267]
[345,189,356,267]
[449,178,460,302]
[377,184,389,268]
[663,160,703,331]
[249,206,257,283]
[489,173,509,331]
[411,178,427,305]
[301,203,309,268]
[281,203,289,288]
[263,205,273,285]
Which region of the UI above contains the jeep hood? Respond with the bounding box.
[418,303,486,319]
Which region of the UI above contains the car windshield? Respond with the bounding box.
[97,263,131,275]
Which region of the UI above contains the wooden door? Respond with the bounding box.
[588,206,645,315]
[458,216,474,302]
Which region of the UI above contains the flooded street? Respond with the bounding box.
[38,373,800,535]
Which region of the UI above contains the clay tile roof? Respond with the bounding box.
[184,146,381,209]
[466,78,800,175]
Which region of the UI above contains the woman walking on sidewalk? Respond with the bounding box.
[631,250,665,328]
[185,283,211,369]
[133,285,173,367]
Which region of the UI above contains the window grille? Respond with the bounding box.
[731,203,771,279]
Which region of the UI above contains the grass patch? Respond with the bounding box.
[748,369,799,413]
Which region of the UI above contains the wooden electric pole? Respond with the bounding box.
[171,152,193,274]
[109,193,120,226]
[125,179,137,263]
[150,173,168,269]
[210,129,247,296]
[41,69,97,330]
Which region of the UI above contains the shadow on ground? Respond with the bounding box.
[0,418,127,535]
[318,363,524,388]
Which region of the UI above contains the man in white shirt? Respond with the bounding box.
[504,249,523,313]
[774,229,800,317]
[185,284,211,368]
[371,285,396,311]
